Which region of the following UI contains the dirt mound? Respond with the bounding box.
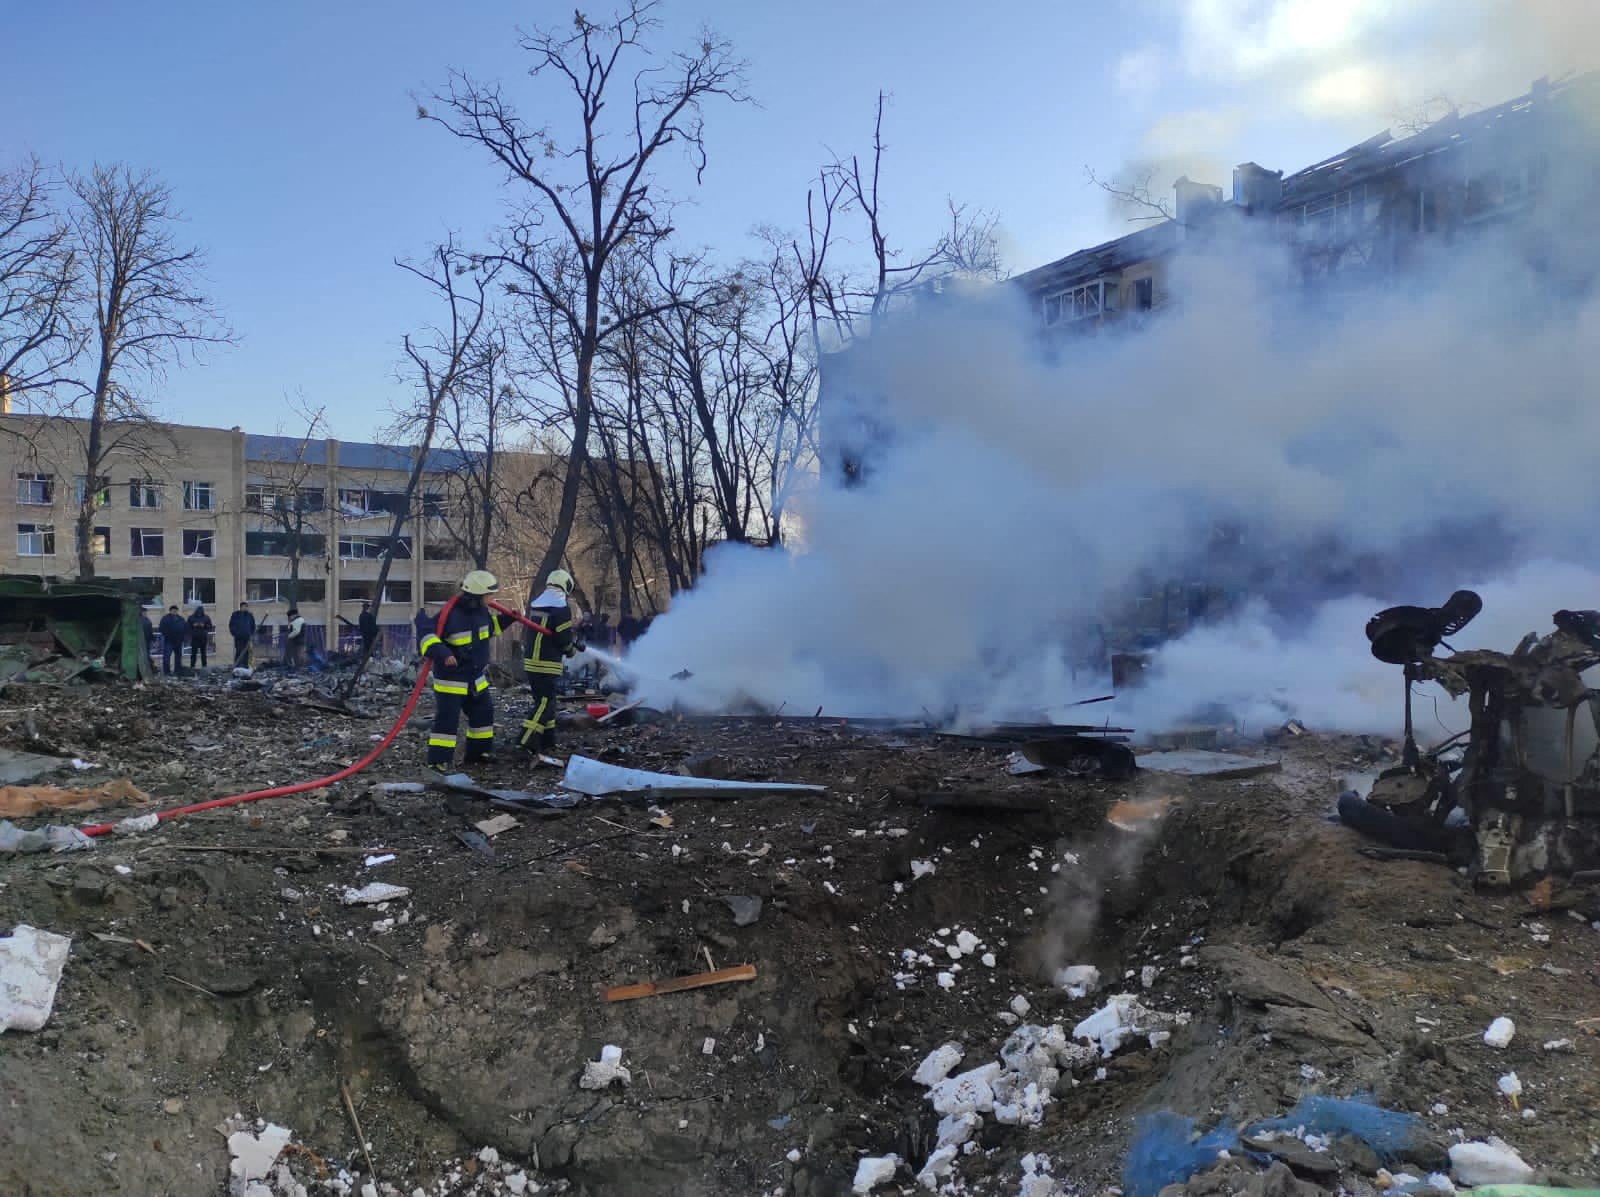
[2,681,1597,1195]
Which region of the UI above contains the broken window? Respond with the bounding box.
[76,526,111,556]
[246,531,327,557]
[129,576,163,598]
[421,492,447,517]
[339,579,413,604]
[130,527,164,557]
[1134,277,1155,311]
[423,579,456,603]
[183,576,217,606]
[129,478,162,509]
[423,539,464,561]
[337,488,370,515]
[183,481,215,511]
[338,534,412,560]
[16,473,53,505]
[16,523,54,555]
[182,529,215,558]
[368,491,408,515]
[246,577,282,602]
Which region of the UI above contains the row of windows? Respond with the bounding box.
[20,474,451,518]
[1040,276,1155,326]
[17,525,464,561]
[16,474,216,511]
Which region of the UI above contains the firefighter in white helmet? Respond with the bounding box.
[520,569,582,753]
[419,569,516,770]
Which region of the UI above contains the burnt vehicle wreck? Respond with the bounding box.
[1342,593,1600,887]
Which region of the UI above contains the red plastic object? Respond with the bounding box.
[586,702,611,719]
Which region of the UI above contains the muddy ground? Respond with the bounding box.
[2,675,1598,1196]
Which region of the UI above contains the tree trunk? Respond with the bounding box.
[532,331,596,596]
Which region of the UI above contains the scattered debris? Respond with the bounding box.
[1072,994,1184,1057]
[0,777,149,817]
[1136,750,1282,779]
[1054,964,1101,998]
[603,963,757,1003]
[362,853,396,868]
[910,859,936,880]
[0,746,71,786]
[472,814,520,838]
[718,895,763,926]
[912,1043,965,1086]
[562,754,825,800]
[1484,1016,1516,1048]
[341,882,411,906]
[579,1044,631,1090]
[851,1153,901,1193]
[0,820,93,854]
[0,924,71,1032]
[1106,796,1182,831]
[225,1120,293,1186]
[1448,1138,1535,1186]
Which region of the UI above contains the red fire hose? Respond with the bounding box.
[81,594,554,838]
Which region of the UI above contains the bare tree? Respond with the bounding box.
[0,158,76,408]
[60,165,229,578]
[339,241,500,697]
[429,322,521,570]
[423,1,745,596]
[1084,165,1176,224]
[247,398,331,611]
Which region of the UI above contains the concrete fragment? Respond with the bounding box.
[912,1042,965,1087]
[852,1154,901,1193]
[0,924,71,1032]
[341,883,411,906]
[916,1145,959,1190]
[226,1122,293,1182]
[1054,964,1100,998]
[1448,1138,1534,1185]
[929,1062,1002,1116]
[579,1044,631,1089]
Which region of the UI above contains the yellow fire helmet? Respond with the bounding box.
[460,569,500,596]
[545,569,575,595]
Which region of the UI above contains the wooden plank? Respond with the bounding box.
[603,963,757,1003]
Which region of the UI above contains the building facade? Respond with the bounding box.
[1013,74,1598,333]
[0,414,493,657]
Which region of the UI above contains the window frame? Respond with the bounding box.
[16,472,53,506]
[128,478,163,509]
[181,528,216,558]
[182,480,216,511]
[130,527,166,558]
[17,523,55,556]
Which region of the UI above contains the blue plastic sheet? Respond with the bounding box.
[1125,1096,1420,1196]
[1124,1113,1240,1197]
[1247,1095,1419,1161]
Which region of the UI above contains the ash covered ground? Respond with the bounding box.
[2,677,1599,1196]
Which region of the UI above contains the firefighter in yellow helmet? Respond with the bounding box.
[419,569,516,770]
[519,569,581,753]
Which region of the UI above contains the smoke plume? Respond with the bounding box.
[629,82,1600,739]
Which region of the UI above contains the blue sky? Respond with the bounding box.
[5,0,1585,440]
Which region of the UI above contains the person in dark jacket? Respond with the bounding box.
[186,605,214,668]
[419,571,517,769]
[358,601,379,656]
[228,602,257,668]
[158,606,188,676]
[413,606,433,650]
[519,570,581,754]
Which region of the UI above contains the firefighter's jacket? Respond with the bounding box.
[421,600,504,695]
[524,587,576,677]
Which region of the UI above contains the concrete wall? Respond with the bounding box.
[0,416,469,655]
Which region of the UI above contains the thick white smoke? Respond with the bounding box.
[627,93,1600,738]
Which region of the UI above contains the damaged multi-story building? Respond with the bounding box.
[1014,72,1600,331]
[0,407,632,659]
